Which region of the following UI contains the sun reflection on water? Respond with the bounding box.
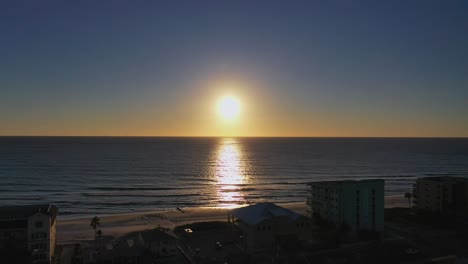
[215,138,248,208]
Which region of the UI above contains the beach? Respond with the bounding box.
[57,195,407,245]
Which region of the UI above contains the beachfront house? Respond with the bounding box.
[307,179,384,232]
[228,202,311,252]
[413,176,468,215]
[0,204,58,264]
[112,228,179,263]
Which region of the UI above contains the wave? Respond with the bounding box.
[88,187,190,191]
[31,189,67,193]
[1,197,45,201]
[81,193,202,198]
[58,200,204,207]
[423,173,458,176]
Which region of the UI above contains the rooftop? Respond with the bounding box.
[114,228,179,249]
[138,228,179,242]
[230,202,303,225]
[418,176,468,183]
[0,204,58,224]
[307,179,384,186]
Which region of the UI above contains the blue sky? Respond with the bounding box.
[1,0,467,136]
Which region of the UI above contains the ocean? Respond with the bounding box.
[1,137,467,219]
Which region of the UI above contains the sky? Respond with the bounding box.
[1,0,467,137]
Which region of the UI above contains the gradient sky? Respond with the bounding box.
[1,0,467,137]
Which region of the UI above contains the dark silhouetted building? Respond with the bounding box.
[228,202,311,252]
[307,179,384,232]
[413,176,468,215]
[0,204,58,264]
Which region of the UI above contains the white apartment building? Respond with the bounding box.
[307,179,384,232]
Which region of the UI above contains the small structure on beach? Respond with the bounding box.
[307,179,384,232]
[0,204,58,264]
[228,202,311,252]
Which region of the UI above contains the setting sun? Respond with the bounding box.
[218,96,241,120]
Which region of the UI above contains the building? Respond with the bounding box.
[138,228,179,257]
[228,202,311,252]
[307,179,384,232]
[0,204,58,264]
[111,228,180,263]
[413,176,468,215]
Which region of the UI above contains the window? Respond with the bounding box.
[33,243,46,250]
[32,232,47,239]
[35,221,43,228]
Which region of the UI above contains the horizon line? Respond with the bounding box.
[0,135,467,139]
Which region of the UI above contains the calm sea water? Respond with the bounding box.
[1,137,467,218]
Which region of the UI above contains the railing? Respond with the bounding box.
[177,241,195,264]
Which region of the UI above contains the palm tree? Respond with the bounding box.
[96,229,103,258]
[404,192,413,208]
[90,216,101,240]
[90,216,102,261]
[96,229,103,239]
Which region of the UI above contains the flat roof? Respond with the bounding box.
[418,176,468,182]
[307,179,384,186]
[0,204,58,225]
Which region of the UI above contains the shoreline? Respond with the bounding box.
[57,195,407,245]
[56,201,309,221]
[57,195,407,221]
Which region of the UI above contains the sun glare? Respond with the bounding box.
[214,138,248,208]
[218,96,241,120]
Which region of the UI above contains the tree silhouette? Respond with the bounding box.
[96,229,103,239]
[90,216,101,240]
[404,192,413,208]
[90,216,102,261]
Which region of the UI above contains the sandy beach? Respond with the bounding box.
[57,196,408,245]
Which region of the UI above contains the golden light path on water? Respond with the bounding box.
[214,138,249,208]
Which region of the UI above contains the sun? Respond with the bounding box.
[218,96,241,120]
